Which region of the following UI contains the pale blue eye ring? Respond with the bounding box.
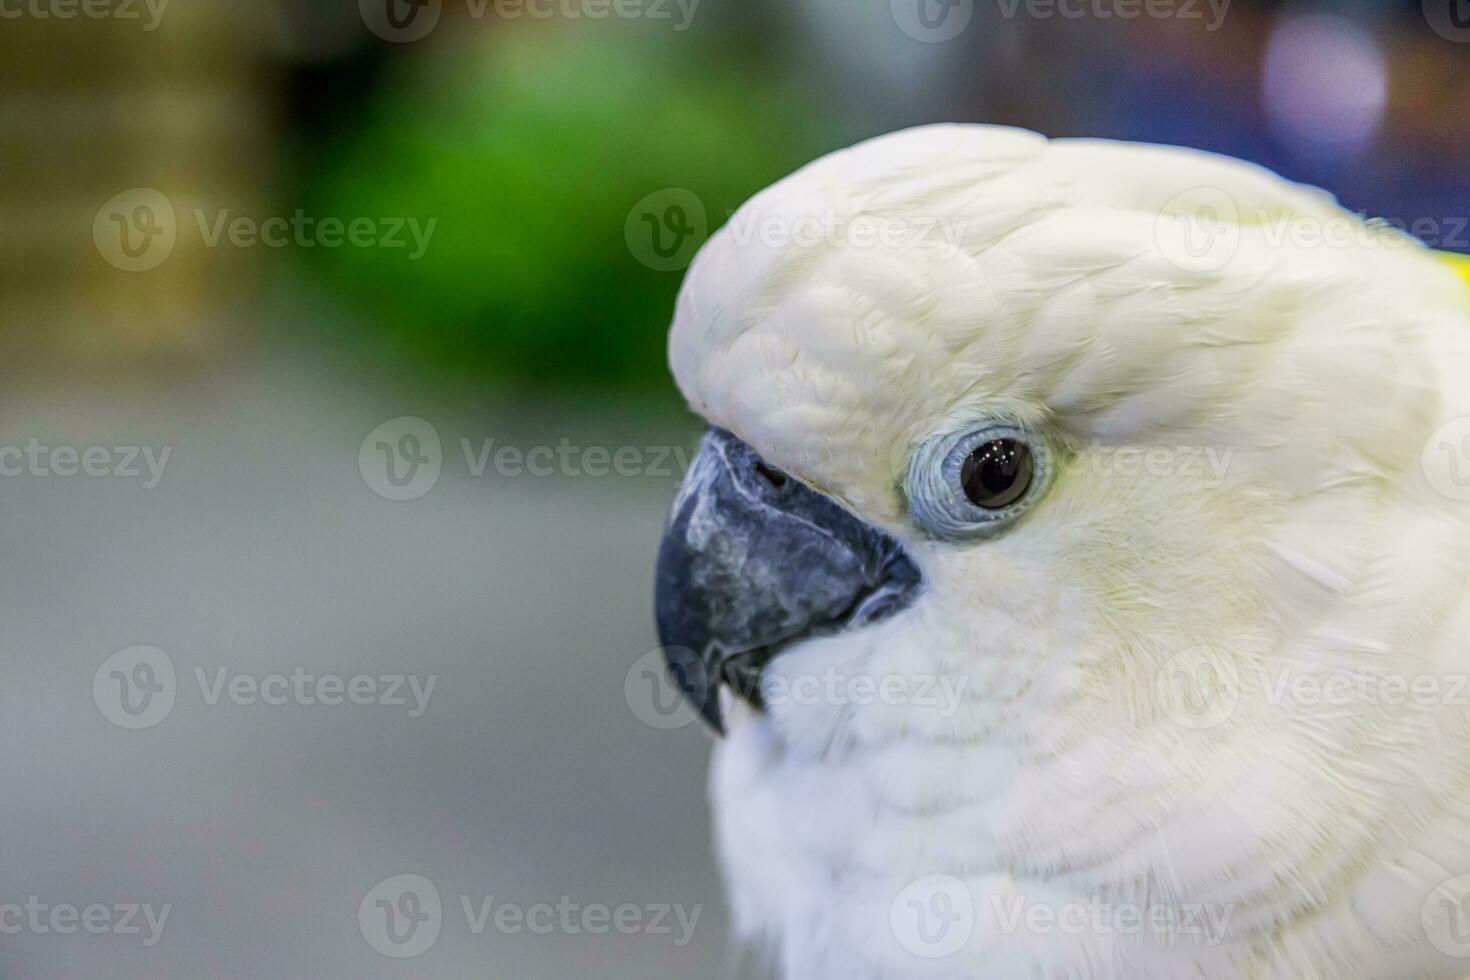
[905,424,1052,538]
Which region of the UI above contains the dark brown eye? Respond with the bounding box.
[960,439,1033,509]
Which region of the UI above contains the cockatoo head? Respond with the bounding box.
[655,124,1469,752]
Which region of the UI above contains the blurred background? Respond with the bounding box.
[1,0,1466,975]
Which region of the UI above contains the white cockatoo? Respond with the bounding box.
[652,124,1470,980]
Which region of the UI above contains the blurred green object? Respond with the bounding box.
[304,28,835,390]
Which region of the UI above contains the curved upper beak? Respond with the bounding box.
[653,428,922,734]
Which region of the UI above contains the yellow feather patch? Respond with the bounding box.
[1441,251,1470,304]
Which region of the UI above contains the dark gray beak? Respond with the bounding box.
[654,428,922,734]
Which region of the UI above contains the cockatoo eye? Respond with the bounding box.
[905,424,1052,538]
[961,438,1032,509]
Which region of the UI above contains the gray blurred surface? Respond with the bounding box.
[0,351,743,978]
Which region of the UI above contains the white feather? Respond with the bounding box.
[670,124,1470,979]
